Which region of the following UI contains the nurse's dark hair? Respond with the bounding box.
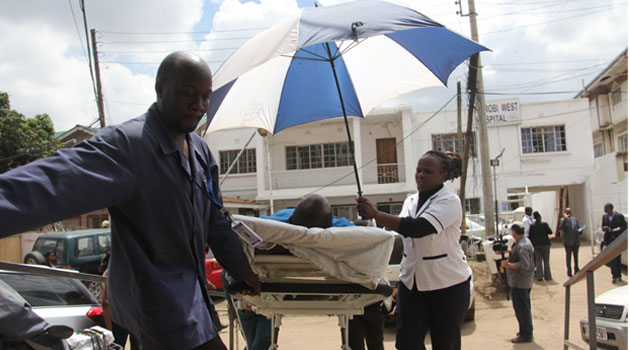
[424,150,463,181]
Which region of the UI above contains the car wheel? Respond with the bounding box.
[87,281,103,300]
[464,299,475,321]
[24,251,45,265]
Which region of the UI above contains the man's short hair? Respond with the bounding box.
[525,207,532,215]
[511,222,525,236]
[289,194,333,228]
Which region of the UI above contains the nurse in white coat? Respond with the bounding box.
[356,150,471,350]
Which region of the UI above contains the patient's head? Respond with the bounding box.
[289,194,333,228]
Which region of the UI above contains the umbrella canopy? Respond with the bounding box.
[206,0,489,135]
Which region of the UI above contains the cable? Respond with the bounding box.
[98,27,269,35]
[479,3,625,36]
[67,0,89,63]
[98,36,255,44]
[78,0,99,118]
[99,47,242,54]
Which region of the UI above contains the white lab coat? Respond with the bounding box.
[398,186,472,291]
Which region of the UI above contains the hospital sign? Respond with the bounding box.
[485,98,521,126]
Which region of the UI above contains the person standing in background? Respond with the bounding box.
[501,223,535,343]
[602,203,627,283]
[559,208,581,277]
[529,211,553,281]
[522,207,534,238]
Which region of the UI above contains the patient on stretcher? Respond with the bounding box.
[258,194,352,254]
[234,197,394,289]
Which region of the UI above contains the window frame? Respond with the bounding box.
[520,125,567,154]
[219,149,257,175]
[286,142,352,170]
[431,132,477,157]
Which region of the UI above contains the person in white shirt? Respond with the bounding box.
[522,207,534,237]
[356,150,471,350]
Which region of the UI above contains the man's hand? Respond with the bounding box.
[501,260,513,270]
[603,225,610,232]
[242,273,261,295]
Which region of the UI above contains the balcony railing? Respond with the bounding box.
[267,162,406,190]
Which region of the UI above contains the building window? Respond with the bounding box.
[286,142,350,170]
[432,133,476,157]
[521,126,566,154]
[377,202,403,215]
[332,205,357,221]
[464,198,481,214]
[219,149,257,174]
[594,143,605,158]
[507,194,523,211]
[619,134,628,153]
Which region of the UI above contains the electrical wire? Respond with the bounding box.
[67,0,89,63]
[78,0,99,121]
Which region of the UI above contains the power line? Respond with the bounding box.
[67,0,89,64]
[479,3,626,36]
[78,0,99,118]
[97,27,269,35]
[99,47,240,54]
[482,91,581,95]
[99,36,254,44]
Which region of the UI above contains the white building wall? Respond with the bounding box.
[205,97,606,236]
[414,98,593,214]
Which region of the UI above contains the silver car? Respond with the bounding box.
[580,285,628,349]
[0,270,101,331]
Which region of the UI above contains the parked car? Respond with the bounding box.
[383,235,475,322]
[23,229,111,298]
[205,250,223,291]
[580,285,628,349]
[0,270,103,331]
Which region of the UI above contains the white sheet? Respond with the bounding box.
[233,215,395,289]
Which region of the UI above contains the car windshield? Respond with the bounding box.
[0,273,96,307]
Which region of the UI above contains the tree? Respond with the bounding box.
[0,92,60,173]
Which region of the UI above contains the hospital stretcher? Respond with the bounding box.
[226,215,395,350]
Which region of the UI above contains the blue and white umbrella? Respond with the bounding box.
[206,0,488,195]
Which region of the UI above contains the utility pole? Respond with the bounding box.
[459,0,495,236]
[90,29,106,128]
[456,82,467,235]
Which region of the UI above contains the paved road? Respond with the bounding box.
[208,241,625,350]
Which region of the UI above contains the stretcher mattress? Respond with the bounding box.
[233,215,395,289]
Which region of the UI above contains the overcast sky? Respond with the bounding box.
[0,0,627,131]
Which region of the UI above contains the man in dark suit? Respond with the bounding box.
[602,203,627,283]
[559,208,581,277]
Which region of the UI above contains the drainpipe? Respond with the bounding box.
[595,96,606,154]
[607,92,615,151]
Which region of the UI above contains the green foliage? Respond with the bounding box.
[0,92,61,173]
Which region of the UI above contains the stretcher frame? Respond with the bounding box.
[228,253,392,350]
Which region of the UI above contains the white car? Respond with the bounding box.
[580,285,628,349]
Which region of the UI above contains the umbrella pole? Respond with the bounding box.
[324,42,363,198]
